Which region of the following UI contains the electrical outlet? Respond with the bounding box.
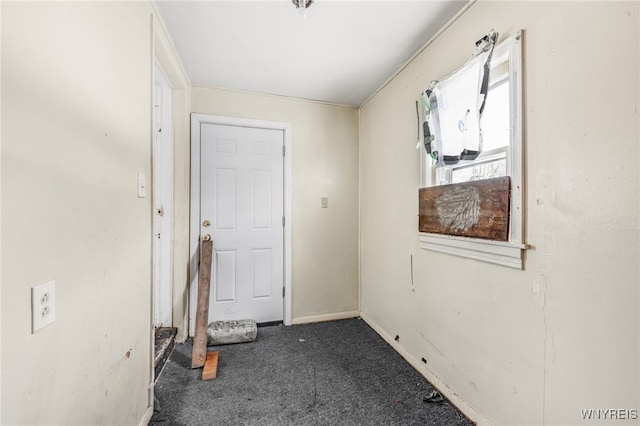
[321,196,328,208]
[32,280,55,333]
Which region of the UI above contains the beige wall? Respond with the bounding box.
[192,87,360,322]
[2,2,156,424]
[360,1,639,425]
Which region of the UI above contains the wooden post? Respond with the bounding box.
[191,238,213,369]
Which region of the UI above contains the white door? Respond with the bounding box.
[199,123,284,323]
[152,64,173,327]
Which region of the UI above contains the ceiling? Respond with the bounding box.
[155,1,468,107]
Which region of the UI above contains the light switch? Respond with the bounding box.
[321,197,328,208]
[137,173,146,198]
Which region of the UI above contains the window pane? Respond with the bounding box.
[481,79,510,151]
[451,157,507,183]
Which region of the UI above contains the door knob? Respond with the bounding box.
[202,234,211,242]
[202,220,211,227]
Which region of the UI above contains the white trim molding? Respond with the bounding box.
[151,3,190,89]
[291,311,360,325]
[138,404,153,426]
[189,114,293,331]
[419,233,527,269]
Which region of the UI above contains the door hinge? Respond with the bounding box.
[282,216,285,227]
[282,145,285,157]
[283,287,285,297]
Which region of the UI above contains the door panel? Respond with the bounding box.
[215,168,237,230]
[214,249,237,303]
[252,249,272,299]
[152,64,173,327]
[200,123,284,323]
[252,170,272,229]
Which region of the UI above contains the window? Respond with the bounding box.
[419,31,527,269]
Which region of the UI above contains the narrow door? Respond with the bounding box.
[152,64,173,327]
[200,123,284,323]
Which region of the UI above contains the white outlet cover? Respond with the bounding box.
[32,280,56,333]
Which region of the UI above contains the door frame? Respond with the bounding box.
[189,113,293,331]
[152,62,174,327]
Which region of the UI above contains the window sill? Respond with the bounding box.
[418,233,528,269]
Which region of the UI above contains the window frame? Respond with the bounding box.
[445,74,509,185]
[419,30,527,269]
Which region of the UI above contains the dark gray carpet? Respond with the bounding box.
[151,318,473,426]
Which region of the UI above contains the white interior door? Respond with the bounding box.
[152,64,173,327]
[199,123,284,323]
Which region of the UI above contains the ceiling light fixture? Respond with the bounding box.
[292,0,313,19]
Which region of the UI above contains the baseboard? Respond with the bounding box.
[360,312,493,426]
[175,326,188,343]
[138,403,153,426]
[291,310,360,325]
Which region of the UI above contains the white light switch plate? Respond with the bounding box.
[32,280,56,333]
[137,173,146,198]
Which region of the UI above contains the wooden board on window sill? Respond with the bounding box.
[419,177,510,241]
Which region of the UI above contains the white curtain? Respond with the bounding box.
[422,30,497,166]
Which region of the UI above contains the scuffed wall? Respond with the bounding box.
[360,1,639,425]
[191,87,360,323]
[2,2,154,424]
